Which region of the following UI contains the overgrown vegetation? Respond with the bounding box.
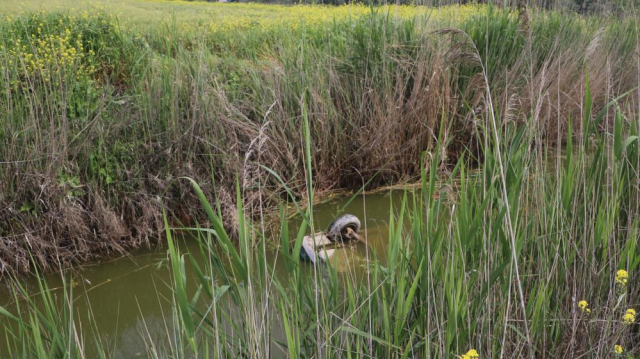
[0,0,639,357]
[1,80,639,357]
[1,1,638,274]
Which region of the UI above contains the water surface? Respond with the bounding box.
[0,190,415,358]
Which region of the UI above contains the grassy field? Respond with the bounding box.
[1,0,478,30]
[0,1,639,357]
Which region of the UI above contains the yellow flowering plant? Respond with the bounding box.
[622,308,636,324]
[578,300,591,314]
[1,14,100,88]
[615,269,628,287]
[196,3,486,34]
[460,349,479,359]
[614,344,623,355]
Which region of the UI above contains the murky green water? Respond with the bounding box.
[0,190,414,358]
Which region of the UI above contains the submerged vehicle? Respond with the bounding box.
[300,214,363,264]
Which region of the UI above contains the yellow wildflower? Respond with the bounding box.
[578,300,591,314]
[615,269,628,286]
[614,345,623,354]
[622,308,636,324]
[461,349,479,359]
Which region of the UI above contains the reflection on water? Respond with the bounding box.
[0,189,413,358]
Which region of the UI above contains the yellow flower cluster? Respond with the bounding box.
[4,1,487,37]
[460,349,479,359]
[195,3,485,33]
[0,11,115,89]
[2,29,94,84]
[614,344,623,354]
[615,269,628,287]
[622,308,636,324]
[578,300,591,314]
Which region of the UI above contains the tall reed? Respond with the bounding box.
[1,3,638,275]
[1,84,638,356]
[0,3,638,357]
